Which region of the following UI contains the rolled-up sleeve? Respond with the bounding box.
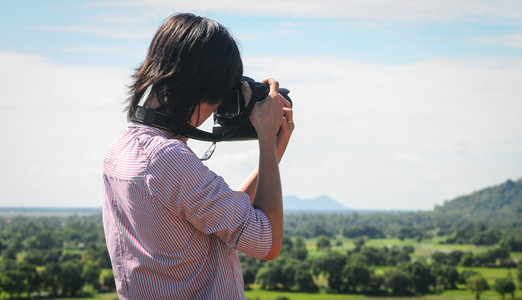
[146,140,272,259]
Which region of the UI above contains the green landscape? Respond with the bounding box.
[0,178,521,299]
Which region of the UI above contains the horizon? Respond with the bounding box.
[1,1,522,210]
[1,175,519,212]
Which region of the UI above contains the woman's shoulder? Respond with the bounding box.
[128,123,199,165]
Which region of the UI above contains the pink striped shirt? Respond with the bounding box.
[102,123,272,299]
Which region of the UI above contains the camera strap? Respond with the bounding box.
[131,106,222,142]
[241,95,257,123]
[130,106,222,160]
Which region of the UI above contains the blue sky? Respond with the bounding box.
[4,1,522,66]
[1,1,522,210]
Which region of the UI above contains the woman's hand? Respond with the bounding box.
[241,77,294,260]
[274,88,294,162]
[247,79,283,142]
[238,78,294,203]
[245,78,295,160]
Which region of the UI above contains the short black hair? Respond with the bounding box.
[126,13,243,134]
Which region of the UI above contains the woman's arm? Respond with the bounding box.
[238,111,294,203]
[238,79,294,260]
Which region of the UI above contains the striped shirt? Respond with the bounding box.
[102,123,272,299]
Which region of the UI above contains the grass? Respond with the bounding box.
[305,236,497,261]
[457,266,518,287]
[457,266,517,279]
[436,289,522,300]
[48,293,118,300]
[21,288,522,300]
[245,289,365,300]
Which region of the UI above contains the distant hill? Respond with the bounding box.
[433,178,522,225]
[284,195,351,212]
[1,178,520,225]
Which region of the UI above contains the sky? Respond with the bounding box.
[1,0,522,210]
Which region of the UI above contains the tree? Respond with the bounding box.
[431,250,464,266]
[0,258,42,298]
[494,276,515,299]
[430,263,458,290]
[242,266,256,290]
[467,274,489,299]
[256,257,297,291]
[384,269,412,296]
[24,249,44,266]
[280,236,294,256]
[290,236,308,261]
[294,263,318,292]
[255,255,316,293]
[0,269,25,299]
[367,273,385,295]
[460,270,479,284]
[279,236,308,261]
[404,261,434,294]
[35,229,59,250]
[460,253,474,266]
[41,262,62,297]
[240,254,264,290]
[343,225,385,239]
[518,262,522,289]
[353,237,365,251]
[82,260,101,290]
[313,251,347,292]
[101,269,116,292]
[316,235,331,250]
[398,226,423,241]
[2,247,17,260]
[61,260,84,296]
[359,247,386,266]
[87,242,112,269]
[19,262,41,296]
[42,248,62,264]
[342,261,370,292]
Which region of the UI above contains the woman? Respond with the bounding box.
[102,13,294,299]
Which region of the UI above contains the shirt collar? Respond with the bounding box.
[129,122,188,143]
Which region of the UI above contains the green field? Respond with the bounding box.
[305,236,496,261]
[244,289,522,300]
[53,289,522,300]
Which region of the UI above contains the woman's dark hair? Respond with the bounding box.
[126,13,243,133]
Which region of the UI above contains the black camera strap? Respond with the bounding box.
[131,106,222,142]
[130,106,223,160]
[241,94,258,123]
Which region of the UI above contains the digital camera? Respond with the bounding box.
[212,76,292,141]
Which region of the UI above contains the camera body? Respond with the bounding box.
[212,76,292,141]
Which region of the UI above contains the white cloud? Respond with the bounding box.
[60,46,140,56]
[1,51,521,210]
[33,24,154,40]
[238,55,522,209]
[0,51,130,207]
[0,51,131,109]
[472,33,522,49]
[115,0,522,22]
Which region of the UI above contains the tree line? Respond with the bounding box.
[0,214,114,298]
[284,212,522,251]
[241,236,522,298]
[1,212,522,298]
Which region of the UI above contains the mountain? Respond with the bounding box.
[433,178,522,225]
[283,195,351,212]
